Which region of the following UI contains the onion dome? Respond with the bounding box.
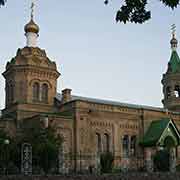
[24,19,39,34]
[170,35,178,50]
[170,24,178,51]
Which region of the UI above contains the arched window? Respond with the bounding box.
[130,136,136,156]
[19,81,24,100]
[96,133,101,153]
[166,86,171,99]
[122,135,129,157]
[174,85,180,97]
[104,133,110,152]
[10,84,14,103]
[41,83,48,103]
[6,83,10,105]
[33,82,40,101]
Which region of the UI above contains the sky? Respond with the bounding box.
[0,0,180,109]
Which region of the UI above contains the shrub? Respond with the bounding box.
[153,149,170,172]
[111,167,122,174]
[100,152,114,173]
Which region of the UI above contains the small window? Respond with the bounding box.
[41,83,48,103]
[130,136,136,156]
[174,85,180,97]
[176,147,178,158]
[166,86,171,99]
[6,83,10,104]
[19,81,24,100]
[96,133,101,153]
[9,84,14,103]
[104,133,110,152]
[33,82,40,101]
[122,135,129,157]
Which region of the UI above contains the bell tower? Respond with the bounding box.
[2,1,60,120]
[162,25,180,111]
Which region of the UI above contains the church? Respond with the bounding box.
[1,3,180,172]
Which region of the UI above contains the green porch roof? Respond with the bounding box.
[169,50,180,73]
[140,118,170,147]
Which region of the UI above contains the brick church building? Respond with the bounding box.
[1,4,180,172]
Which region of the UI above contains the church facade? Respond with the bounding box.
[1,7,180,172]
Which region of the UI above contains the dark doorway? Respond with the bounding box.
[154,149,170,172]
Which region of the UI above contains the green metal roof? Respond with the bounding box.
[140,118,170,147]
[169,50,180,73]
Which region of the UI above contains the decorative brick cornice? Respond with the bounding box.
[17,47,47,57]
[3,65,60,79]
[4,47,59,74]
[90,120,113,128]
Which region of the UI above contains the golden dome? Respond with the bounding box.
[24,19,39,34]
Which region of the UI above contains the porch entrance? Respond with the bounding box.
[140,118,180,172]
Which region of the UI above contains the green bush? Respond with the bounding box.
[20,126,62,174]
[111,167,122,174]
[100,152,114,173]
[0,126,63,174]
[176,164,180,171]
[153,149,170,172]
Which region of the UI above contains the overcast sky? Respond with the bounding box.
[0,0,180,109]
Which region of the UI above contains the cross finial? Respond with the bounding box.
[170,24,178,51]
[30,0,35,20]
[171,24,176,38]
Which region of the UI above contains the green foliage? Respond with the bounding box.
[115,0,151,24]
[111,167,122,174]
[153,150,170,172]
[176,164,180,171]
[0,129,19,174]
[0,126,62,174]
[0,0,6,6]
[105,0,179,24]
[100,152,114,173]
[0,129,11,161]
[19,126,62,174]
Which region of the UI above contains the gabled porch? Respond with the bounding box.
[140,118,180,172]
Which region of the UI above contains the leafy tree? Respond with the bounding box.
[0,125,62,174]
[0,129,18,174]
[105,0,179,24]
[0,130,10,168]
[0,0,5,6]
[18,126,62,174]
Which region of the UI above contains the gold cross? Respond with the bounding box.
[31,0,35,20]
[171,24,176,37]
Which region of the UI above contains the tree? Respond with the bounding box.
[0,130,11,169]
[0,0,6,6]
[1,0,179,24]
[18,126,63,174]
[0,129,19,174]
[0,126,62,174]
[105,0,179,24]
